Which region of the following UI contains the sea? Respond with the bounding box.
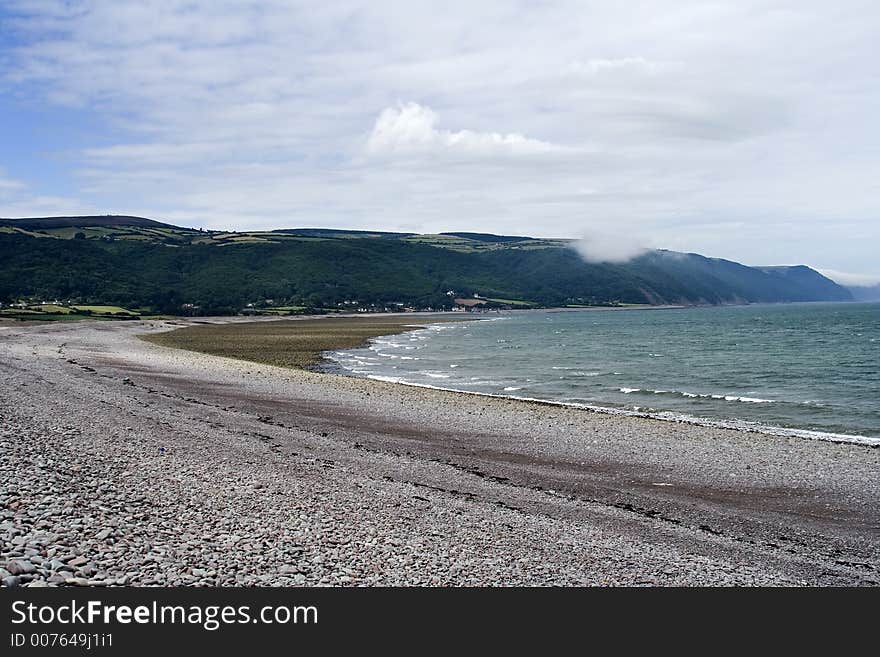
[327,302,880,446]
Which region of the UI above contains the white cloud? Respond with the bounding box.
[365,102,561,157]
[572,229,649,264]
[566,56,672,76]
[0,170,96,217]
[817,269,880,287]
[0,177,27,193]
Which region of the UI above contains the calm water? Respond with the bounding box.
[328,303,880,445]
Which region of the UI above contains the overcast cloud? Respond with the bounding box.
[0,1,878,281]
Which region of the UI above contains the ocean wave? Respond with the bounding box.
[373,339,406,348]
[323,314,878,447]
[366,374,405,383]
[619,387,776,404]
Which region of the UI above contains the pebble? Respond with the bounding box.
[5,559,36,575]
[64,577,91,586]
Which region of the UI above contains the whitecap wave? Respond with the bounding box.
[366,374,405,383]
[347,377,879,447]
[323,317,878,447]
[621,388,775,404]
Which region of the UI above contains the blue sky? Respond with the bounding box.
[1,1,878,284]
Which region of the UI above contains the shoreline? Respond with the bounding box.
[2,318,878,586]
[150,313,879,449]
[325,367,880,448]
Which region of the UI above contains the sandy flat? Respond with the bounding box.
[1,318,878,586]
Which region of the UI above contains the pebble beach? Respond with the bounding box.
[1,318,878,586]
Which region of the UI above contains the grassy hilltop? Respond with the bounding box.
[0,215,851,317]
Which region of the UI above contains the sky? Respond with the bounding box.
[1,1,878,284]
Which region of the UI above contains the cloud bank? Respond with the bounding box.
[818,269,880,287]
[0,1,878,275]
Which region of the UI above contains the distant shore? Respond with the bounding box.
[1,317,878,586]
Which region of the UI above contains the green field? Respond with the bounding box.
[71,305,139,315]
[0,303,142,321]
[484,298,537,307]
[255,306,308,315]
[402,234,492,252]
[33,304,74,313]
[402,234,568,253]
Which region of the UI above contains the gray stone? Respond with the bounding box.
[64,577,91,586]
[5,559,36,575]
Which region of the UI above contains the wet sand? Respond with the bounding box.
[1,317,878,586]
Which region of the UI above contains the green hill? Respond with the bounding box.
[0,215,852,315]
